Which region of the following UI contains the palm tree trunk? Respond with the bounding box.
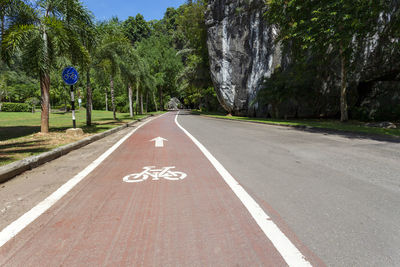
[145,91,148,113]
[128,84,133,117]
[159,87,164,111]
[105,89,108,111]
[1,14,4,48]
[110,76,116,120]
[40,18,50,133]
[339,46,348,122]
[64,85,67,111]
[86,70,92,126]
[140,92,143,115]
[152,91,158,112]
[135,81,139,115]
[40,73,50,133]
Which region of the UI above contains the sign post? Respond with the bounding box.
[62,67,79,128]
[70,85,76,128]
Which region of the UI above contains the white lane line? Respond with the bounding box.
[175,111,312,267]
[0,114,163,248]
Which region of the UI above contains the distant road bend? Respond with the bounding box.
[0,110,399,266]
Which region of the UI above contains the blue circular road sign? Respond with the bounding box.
[62,66,79,85]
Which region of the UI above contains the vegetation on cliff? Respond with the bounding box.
[263,0,399,121]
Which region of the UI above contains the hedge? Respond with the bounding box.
[0,102,31,112]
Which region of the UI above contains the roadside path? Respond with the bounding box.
[0,112,317,266]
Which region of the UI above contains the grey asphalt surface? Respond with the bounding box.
[177,112,400,267]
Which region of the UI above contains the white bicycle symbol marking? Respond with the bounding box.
[123,166,187,183]
[63,73,77,81]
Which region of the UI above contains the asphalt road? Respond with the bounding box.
[177,112,400,266]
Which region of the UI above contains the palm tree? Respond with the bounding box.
[120,50,140,117]
[94,20,131,120]
[120,48,155,117]
[2,0,91,133]
[59,0,95,126]
[0,0,30,46]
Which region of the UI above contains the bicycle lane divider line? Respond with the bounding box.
[175,111,312,267]
[0,113,166,248]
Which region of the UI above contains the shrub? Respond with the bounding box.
[52,104,72,111]
[116,104,129,113]
[0,102,31,112]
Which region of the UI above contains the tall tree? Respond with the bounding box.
[122,14,150,46]
[174,0,214,110]
[136,34,182,110]
[95,19,131,120]
[59,0,95,126]
[2,0,91,132]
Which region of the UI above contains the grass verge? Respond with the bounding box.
[0,109,164,166]
[192,110,400,138]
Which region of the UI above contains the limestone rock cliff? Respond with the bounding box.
[206,0,400,118]
[206,0,281,116]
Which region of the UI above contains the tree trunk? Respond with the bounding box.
[40,73,50,133]
[339,47,349,122]
[110,77,116,120]
[64,86,67,111]
[40,12,50,133]
[135,81,139,115]
[0,14,4,52]
[159,87,164,111]
[128,84,133,117]
[86,70,92,126]
[152,91,158,112]
[145,91,148,113]
[274,105,279,119]
[140,92,143,115]
[105,89,108,111]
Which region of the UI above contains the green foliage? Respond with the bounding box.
[2,0,94,132]
[1,102,31,112]
[122,14,151,45]
[266,0,384,53]
[115,95,129,113]
[256,57,321,118]
[136,33,183,109]
[174,0,216,110]
[264,0,397,121]
[0,0,221,132]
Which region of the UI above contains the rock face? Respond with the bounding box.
[166,97,182,110]
[206,0,281,116]
[206,0,400,118]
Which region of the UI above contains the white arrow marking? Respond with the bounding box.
[150,137,168,147]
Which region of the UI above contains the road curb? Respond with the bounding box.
[197,114,400,142]
[0,115,153,183]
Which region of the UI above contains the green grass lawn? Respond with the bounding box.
[0,109,163,141]
[192,111,400,138]
[0,109,164,166]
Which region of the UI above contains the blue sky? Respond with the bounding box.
[81,0,187,22]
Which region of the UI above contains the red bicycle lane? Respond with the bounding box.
[1,112,308,266]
